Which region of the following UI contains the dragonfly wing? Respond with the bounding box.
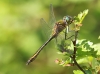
[49,4,56,28]
[40,18,49,28]
[40,4,56,39]
[56,25,74,45]
[40,18,51,39]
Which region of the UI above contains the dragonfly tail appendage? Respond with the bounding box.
[26,36,54,65]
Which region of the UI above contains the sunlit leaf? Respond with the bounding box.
[73,70,84,74]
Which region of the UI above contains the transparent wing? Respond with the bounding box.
[40,18,49,28]
[48,4,56,28]
[40,18,52,39]
[56,25,75,45]
[40,4,56,40]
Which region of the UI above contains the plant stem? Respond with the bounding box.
[73,31,78,58]
[71,56,86,74]
[72,31,86,74]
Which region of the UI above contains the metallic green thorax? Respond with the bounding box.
[51,20,67,37]
[51,16,73,38]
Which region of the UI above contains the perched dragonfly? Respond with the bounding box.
[26,4,73,65]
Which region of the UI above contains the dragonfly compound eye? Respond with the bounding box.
[63,16,73,24]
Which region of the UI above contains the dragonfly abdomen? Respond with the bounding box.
[26,36,54,65]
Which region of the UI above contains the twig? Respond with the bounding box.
[73,31,78,58]
[72,31,86,74]
[70,56,86,74]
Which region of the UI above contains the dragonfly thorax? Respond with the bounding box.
[51,20,67,37]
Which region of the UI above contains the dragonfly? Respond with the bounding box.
[26,4,73,65]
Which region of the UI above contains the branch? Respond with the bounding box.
[73,31,78,58]
[72,31,86,74]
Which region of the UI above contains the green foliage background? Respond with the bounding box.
[0,0,100,74]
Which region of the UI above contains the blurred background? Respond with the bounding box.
[0,0,100,74]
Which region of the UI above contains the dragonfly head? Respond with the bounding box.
[63,16,73,25]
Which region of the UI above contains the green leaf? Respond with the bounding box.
[84,70,92,74]
[98,36,100,39]
[73,9,88,31]
[73,70,84,74]
[93,43,100,55]
[74,9,88,24]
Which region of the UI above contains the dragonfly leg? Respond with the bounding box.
[65,25,75,40]
[65,35,74,40]
[65,26,69,40]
